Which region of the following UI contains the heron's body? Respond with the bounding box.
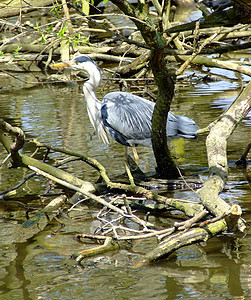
[100,91,198,147]
[51,55,199,149]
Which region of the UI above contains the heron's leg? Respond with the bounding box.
[132,146,139,164]
[124,147,135,187]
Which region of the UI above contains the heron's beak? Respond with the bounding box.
[50,61,73,69]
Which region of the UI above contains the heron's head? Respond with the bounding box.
[50,55,97,72]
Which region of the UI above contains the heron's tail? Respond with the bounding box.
[167,112,199,139]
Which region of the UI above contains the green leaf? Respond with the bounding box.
[41,34,47,43]
[58,24,67,37]
[13,46,22,54]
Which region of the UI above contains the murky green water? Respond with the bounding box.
[0,61,250,299]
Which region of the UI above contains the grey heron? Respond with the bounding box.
[50,55,199,162]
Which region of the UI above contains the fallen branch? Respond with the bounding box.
[0,172,36,199]
[0,121,96,194]
[28,165,130,217]
[197,81,251,232]
[0,119,25,153]
[141,219,228,264]
[0,118,25,166]
[173,209,208,231]
[141,202,244,264]
[165,7,245,34]
[0,124,203,223]
[176,26,222,76]
[0,0,56,18]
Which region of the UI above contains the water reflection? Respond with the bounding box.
[1,227,250,299]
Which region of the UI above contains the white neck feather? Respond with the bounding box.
[82,62,110,144]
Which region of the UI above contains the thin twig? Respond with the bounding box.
[68,3,150,49]
[173,209,208,231]
[176,27,223,76]
[0,153,11,167]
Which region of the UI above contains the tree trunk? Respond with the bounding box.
[150,50,179,178]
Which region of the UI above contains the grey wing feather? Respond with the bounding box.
[101,92,154,143]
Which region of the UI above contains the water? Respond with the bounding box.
[0,63,251,299]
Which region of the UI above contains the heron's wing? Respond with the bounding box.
[101,92,154,144]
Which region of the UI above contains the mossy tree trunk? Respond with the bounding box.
[150,49,179,178]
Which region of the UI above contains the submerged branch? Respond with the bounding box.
[236,142,251,166]
[22,195,67,228]
[74,237,120,262]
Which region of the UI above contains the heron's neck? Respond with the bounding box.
[84,66,102,93]
[82,67,102,130]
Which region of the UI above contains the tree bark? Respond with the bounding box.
[150,50,179,178]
